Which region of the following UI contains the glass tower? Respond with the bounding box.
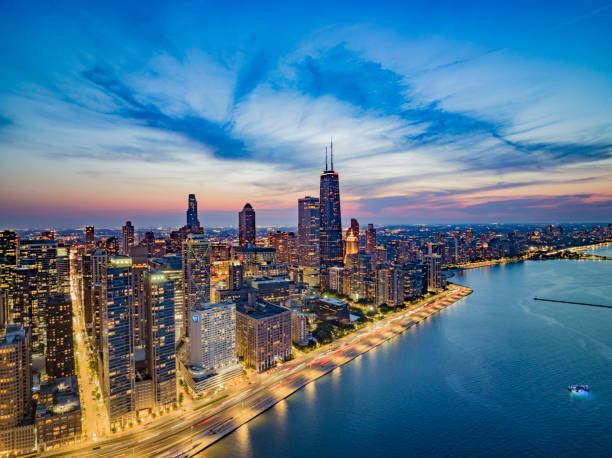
[187,194,200,228]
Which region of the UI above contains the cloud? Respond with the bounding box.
[81,65,249,160]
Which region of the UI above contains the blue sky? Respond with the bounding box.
[0,0,611,228]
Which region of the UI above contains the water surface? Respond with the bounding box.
[206,253,612,457]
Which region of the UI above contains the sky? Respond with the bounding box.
[1,0,611,228]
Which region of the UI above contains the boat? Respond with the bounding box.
[568,385,590,393]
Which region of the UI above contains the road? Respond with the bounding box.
[46,284,471,457]
[69,255,108,444]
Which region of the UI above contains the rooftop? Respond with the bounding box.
[237,300,290,320]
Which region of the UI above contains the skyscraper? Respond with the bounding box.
[424,254,444,291]
[239,203,256,247]
[45,293,75,380]
[320,143,342,267]
[9,267,38,342]
[122,221,134,255]
[15,239,58,354]
[186,194,200,229]
[182,235,210,337]
[365,224,376,254]
[143,271,176,409]
[344,218,359,265]
[0,325,35,454]
[186,301,242,394]
[130,246,149,351]
[0,230,17,290]
[228,256,244,290]
[297,197,320,267]
[85,226,95,252]
[101,256,135,428]
[0,325,31,429]
[56,246,70,294]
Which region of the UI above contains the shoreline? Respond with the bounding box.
[446,241,612,272]
[45,285,472,457]
[184,284,473,456]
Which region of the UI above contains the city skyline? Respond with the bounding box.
[2,1,612,227]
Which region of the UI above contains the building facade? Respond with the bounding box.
[101,256,135,428]
[319,146,342,267]
[182,235,210,337]
[236,301,292,372]
[144,270,176,409]
[45,293,75,380]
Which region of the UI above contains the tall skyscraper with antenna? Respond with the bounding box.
[319,140,342,267]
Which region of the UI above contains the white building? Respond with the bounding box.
[184,301,242,395]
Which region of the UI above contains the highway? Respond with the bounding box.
[46,284,471,457]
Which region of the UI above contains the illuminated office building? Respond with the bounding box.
[182,235,210,337]
[122,221,135,255]
[344,219,359,265]
[297,196,320,267]
[320,143,342,267]
[365,224,376,254]
[0,230,17,290]
[267,231,296,264]
[9,267,40,352]
[84,226,95,252]
[239,203,256,247]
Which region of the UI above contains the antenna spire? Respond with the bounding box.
[325,146,328,171]
[330,137,334,171]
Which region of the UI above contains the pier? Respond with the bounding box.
[533,297,612,309]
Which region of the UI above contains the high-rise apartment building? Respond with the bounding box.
[297,196,320,267]
[236,301,292,372]
[56,246,70,294]
[403,262,428,300]
[365,224,376,254]
[186,194,201,229]
[320,144,342,267]
[144,271,176,408]
[375,264,404,307]
[239,203,256,247]
[101,256,135,428]
[424,254,444,291]
[45,293,75,380]
[0,325,31,429]
[0,325,35,455]
[8,266,37,329]
[130,246,149,350]
[122,221,135,255]
[182,235,210,337]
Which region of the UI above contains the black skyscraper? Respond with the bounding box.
[239,203,256,247]
[320,142,342,267]
[186,194,200,228]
